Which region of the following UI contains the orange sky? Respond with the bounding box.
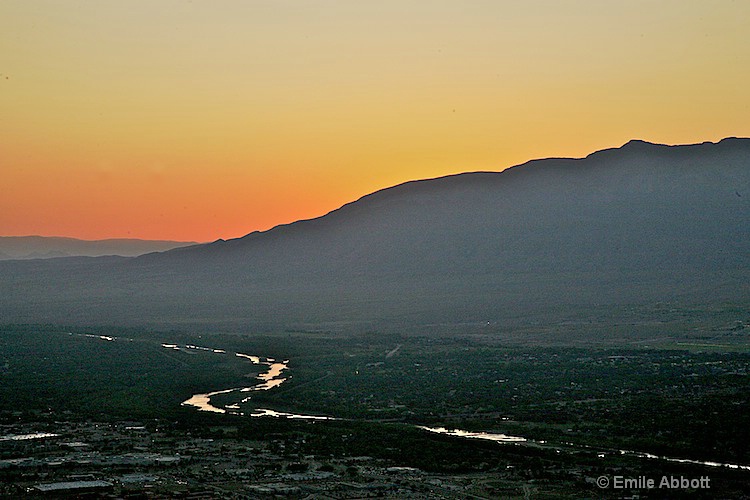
[2,1,749,241]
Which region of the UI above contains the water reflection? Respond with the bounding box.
[73,333,116,342]
[0,433,59,442]
[175,345,334,420]
[420,427,750,472]
[617,449,750,471]
[178,348,288,414]
[418,426,526,443]
[235,353,260,364]
[181,388,236,414]
[259,363,287,381]
[249,408,335,420]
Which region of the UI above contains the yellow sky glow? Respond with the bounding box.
[2,0,749,241]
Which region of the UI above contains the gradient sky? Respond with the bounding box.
[2,1,749,241]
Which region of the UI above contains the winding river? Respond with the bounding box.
[171,341,750,472]
[72,334,750,473]
[172,344,334,420]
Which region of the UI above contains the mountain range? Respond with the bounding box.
[1,138,748,332]
[0,236,198,260]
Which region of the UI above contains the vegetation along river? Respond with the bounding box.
[67,333,750,474]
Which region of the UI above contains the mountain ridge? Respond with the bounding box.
[180,136,750,252]
[150,136,748,264]
[0,236,199,261]
[1,138,748,331]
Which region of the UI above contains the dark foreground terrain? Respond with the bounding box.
[2,310,750,498]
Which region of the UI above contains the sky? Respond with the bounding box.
[2,1,749,242]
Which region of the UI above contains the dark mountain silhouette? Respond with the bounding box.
[0,236,198,260]
[1,138,748,331]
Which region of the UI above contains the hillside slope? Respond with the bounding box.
[1,138,748,330]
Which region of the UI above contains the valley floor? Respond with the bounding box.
[2,312,750,498]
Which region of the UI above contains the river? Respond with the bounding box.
[68,335,749,473]
[172,341,750,473]
[173,344,334,419]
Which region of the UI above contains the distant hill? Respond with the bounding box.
[0,236,199,260]
[1,138,748,331]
